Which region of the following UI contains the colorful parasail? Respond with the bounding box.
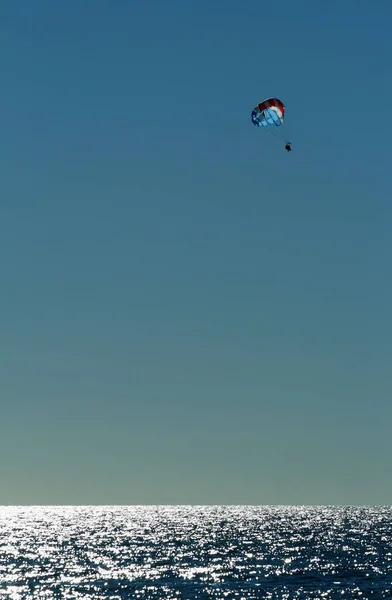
[251,97,291,151]
[251,97,285,128]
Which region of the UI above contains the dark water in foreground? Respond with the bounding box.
[1,506,391,599]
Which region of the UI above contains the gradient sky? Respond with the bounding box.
[1,0,391,505]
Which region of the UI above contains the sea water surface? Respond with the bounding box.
[1,506,391,598]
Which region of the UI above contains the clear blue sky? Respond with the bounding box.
[1,0,391,505]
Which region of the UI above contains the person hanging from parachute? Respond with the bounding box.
[251,97,292,152]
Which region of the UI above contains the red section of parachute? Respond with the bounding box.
[257,98,285,115]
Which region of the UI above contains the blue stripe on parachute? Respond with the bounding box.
[251,107,283,127]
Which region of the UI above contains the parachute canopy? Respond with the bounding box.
[251,97,285,128]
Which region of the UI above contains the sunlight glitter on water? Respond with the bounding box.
[0,506,391,598]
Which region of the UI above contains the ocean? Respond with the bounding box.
[1,506,391,599]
